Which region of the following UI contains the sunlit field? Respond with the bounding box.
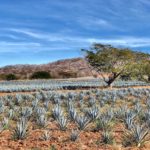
[0,79,149,149]
[1,0,150,149]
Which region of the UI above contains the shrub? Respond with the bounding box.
[5,74,17,81]
[101,131,114,145]
[30,71,51,79]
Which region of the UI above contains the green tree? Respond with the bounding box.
[5,74,17,81]
[134,60,150,82]
[30,71,51,79]
[82,43,150,87]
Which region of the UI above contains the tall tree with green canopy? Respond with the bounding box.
[133,60,150,82]
[82,43,150,87]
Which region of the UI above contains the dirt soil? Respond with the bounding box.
[0,122,148,150]
[0,86,150,150]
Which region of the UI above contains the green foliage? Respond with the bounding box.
[122,59,150,82]
[136,60,150,82]
[95,117,113,132]
[5,74,17,81]
[0,74,6,80]
[82,43,150,86]
[101,131,114,145]
[30,71,51,79]
[50,145,57,150]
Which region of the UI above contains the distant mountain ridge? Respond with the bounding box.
[0,58,96,79]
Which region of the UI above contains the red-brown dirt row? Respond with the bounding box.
[0,122,149,150]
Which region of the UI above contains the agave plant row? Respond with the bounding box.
[0,79,149,92]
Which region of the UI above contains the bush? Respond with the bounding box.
[120,74,132,81]
[5,74,17,81]
[30,71,51,79]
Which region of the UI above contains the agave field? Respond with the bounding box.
[0,79,149,92]
[0,79,149,149]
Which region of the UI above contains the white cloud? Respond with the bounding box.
[84,37,150,48]
[4,28,150,52]
[9,28,68,42]
[77,17,114,29]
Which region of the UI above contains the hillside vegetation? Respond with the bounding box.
[0,58,96,80]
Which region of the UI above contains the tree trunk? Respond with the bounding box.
[106,79,114,88]
[148,75,150,82]
[105,72,120,88]
[105,83,112,89]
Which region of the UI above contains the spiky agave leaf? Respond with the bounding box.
[7,109,14,119]
[12,117,28,140]
[1,117,9,129]
[85,106,99,121]
[20,107,32,119]
[123,124,149,147]
[70,129,80,141]
[40,130,51,141]
[36,114,48,128]
[56,115,68,131]
[95,111,114,131]
[124,110,136,130]
[52,105,63,120]
[75,114,90,130]
[68,106,77,122]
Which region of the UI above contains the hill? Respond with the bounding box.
[0,58,96,79]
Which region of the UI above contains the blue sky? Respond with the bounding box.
[0,0,150,66]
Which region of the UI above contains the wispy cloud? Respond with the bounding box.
[6,28,150,49]
[0,0,150,65]
[0,41,41,52]
[76,16,117,30]
[2,27,150,55]
[0,34,19,40]
[9,28,68,42]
